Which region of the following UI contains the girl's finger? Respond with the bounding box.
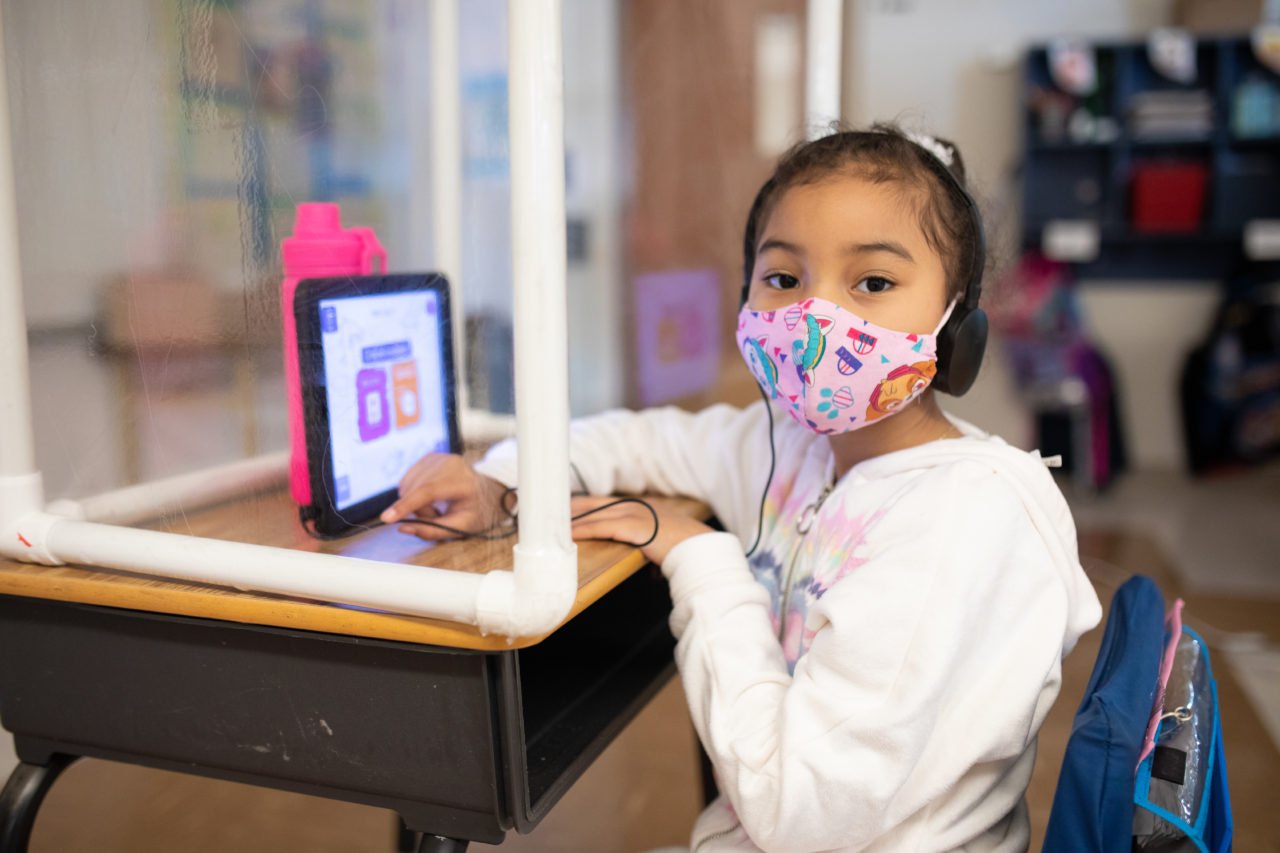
[570,499,646,523]
[399,509,481,540]
[383,480,455,523]
[431,509,487,534]
[412,503,441,520]
[571,517,646,545]
[569,495,614,514]
[399,522,462,541]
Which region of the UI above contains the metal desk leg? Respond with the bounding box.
[417,835,468,853]
[0,755,76,853]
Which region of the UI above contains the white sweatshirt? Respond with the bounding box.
[475,401,1102,853]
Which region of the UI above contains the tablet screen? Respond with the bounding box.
[318,289,452,511]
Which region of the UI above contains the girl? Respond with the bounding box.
[382,125,1102,852]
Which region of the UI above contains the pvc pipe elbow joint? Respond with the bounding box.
[0,472,62,565]
[475,542,578,639]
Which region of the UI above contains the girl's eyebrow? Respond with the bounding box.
[756,237,804,257]
[843,240,915,262]
[757,237,915,263]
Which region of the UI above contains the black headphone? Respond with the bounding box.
[739,131,989,397]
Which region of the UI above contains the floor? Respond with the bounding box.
[4,337,1279,850]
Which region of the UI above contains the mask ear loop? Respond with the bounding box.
[744,380,777,559]
[932,298,959,338]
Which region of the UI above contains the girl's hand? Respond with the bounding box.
[382,453,510,540]
[570,495,714,566]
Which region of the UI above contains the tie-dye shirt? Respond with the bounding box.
[749,487,888,673]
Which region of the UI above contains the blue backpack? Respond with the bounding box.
[1044,575,1165,852]
[1043,576,1233,852]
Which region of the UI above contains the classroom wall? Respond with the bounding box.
[4,0,168,329]
[840,0,1221,470]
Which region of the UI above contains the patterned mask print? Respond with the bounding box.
[737,297,954,435]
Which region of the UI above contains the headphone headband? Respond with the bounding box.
[740,129,986,312]
[907,138,986,312]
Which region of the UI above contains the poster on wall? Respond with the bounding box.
[163,0,391,287]
[633,269,721,406]
[463,73,510,180]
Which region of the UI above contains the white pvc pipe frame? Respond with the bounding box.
[0,0,572,638]
[0,0,840,637]
[805,0,843,139]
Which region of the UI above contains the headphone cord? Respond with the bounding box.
[312,461,661,549]
[397,493,661,549]
[745,383,777,559]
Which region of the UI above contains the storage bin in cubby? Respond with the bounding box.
[1213,147,1280,230]
[1221,38,1280,141]
[1130,159,1210,233]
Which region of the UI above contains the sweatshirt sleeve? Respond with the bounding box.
[473,402,774,540]
[662,465,1077,852]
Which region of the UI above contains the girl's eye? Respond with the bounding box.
[763,272,800,291]
[855,276,895,294]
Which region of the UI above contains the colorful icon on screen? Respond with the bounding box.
[357,368,390,442]
[392,360,421,429]
[321,306,338,333]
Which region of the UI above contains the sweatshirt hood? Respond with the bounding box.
[831,415,1104,654]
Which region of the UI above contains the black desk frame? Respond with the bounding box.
[0,565,678,852]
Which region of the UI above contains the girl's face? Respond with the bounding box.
[746,175,950,335]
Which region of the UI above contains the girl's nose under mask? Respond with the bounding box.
[736,296,955,435]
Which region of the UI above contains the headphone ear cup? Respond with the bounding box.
[933,306,988,396]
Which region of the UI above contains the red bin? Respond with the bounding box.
[1130,161,1209,233]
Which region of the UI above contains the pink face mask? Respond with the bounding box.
[736,296,954,435]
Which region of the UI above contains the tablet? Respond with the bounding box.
[294,273,461,536]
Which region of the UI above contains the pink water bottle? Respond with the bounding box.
[281,202,386,505]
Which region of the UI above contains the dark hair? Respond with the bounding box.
[741,122,985,305]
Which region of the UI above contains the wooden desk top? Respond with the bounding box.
[0,489,706,651]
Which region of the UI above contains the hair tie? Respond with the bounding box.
[904,131,955,168]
